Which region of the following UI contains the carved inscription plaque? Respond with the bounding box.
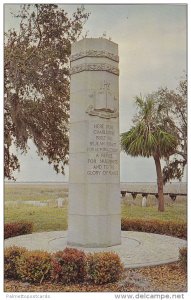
[87,121,119,178]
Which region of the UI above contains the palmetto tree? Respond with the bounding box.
[121,97,178,212]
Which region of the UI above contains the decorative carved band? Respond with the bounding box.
[70,63,119,76]
[70,50,119,62]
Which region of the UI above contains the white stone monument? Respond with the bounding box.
[56,198,65,207]
[67,38,121,247]
[142,196,147,207]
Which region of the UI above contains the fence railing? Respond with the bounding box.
[120,191,187,201]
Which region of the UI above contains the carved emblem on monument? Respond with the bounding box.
[86,81,118,119]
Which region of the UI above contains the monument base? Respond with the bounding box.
[67,241,121,248]
[5,230,187,268]
[67,214,121,248]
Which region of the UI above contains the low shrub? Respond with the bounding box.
[5,246,125,285]
[4,222,33,239]
[17,250,52,284]
[121,218,187,239]
[51,248,87,284]
[4,246,28,279]
[179,247,187,271]
[86,252,124,284]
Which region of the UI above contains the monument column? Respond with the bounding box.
[68,38,121,247]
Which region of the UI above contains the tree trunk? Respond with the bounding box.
[153,154,165,212]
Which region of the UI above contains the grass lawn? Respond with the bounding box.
[4,183,187,231]
[121,199,186,223]
[4,205,68,232]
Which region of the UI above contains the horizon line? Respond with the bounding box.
[4,180,187,184]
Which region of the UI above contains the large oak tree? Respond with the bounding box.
[4,4,89,180]
[151,77,187,183]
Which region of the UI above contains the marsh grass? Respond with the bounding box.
[4,184,68,202]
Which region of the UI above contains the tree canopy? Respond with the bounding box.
[121,75,187,211]
[151,77,187,183]
[4,4,89,180]
[121,96,178,211]
[122,97,178,158]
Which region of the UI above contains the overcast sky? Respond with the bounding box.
[4,3,187,182]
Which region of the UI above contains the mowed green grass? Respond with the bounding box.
[121,199,186,223]
[5,205,68,232]
[4,184,187,232]
[4,183,68,232]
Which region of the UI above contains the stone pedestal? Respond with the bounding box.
[67,38,121,247]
